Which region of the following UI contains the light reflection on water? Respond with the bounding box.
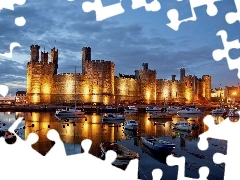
[0,111,233,156]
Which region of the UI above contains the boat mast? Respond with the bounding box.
[75,66,76,111]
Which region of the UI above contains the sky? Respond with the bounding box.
[0,0,240,95]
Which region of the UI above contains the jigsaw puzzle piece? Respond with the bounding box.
[166,155,209,179]
[152,168,163,180]
[0,0,26,10]
[82,0,125,21]
[225,0,240,24]
[0,85,9,97]
[167,0,220,31]
[45,129,67,157]
[212,30,240,78]
[131,0,161,11]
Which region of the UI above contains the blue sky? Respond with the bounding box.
[0,0,240,95]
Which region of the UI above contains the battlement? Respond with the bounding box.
[27,61,55,66]
[51,47,58,52]
[30,44,40,50]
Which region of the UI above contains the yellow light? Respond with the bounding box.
[66,80,73,93]
[33,94,39,103]
[146,91,150,99]
[92,95,98,102]
[232,91,237,96]
[103,96,109,105]
[84,86,89,94]
[43,83,50,94]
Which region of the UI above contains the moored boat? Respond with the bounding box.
[211,107,226,115]
[124,106,138,113]
[102,113,126,122]
[167,106,181,114]
[148,112,172,120]
[100,142,140,169]
[141,136,175,155]
[172,120,192,131]
[177,106,203,115]
[226,109,240,117]
[146,106,162,112]
[55,108,85,118]
[124,120,138,130]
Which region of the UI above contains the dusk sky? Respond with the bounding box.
[0,0,240,95]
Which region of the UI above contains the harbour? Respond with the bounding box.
[0,110,229,179]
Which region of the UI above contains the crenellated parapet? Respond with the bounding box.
[26,45,211,105]
[114,76,140,104]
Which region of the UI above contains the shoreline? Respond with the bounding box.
[0,104,217,113]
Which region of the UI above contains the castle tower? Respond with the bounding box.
[142,63,148,71]
[180,68,185,81]
[202,75,211,101]
[30,45,40,62]
[82,47,91,74]
[51,47,58,75]
[171,75,176,81]
[41,50,48,64]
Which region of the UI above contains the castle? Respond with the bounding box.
[26,45,211,105]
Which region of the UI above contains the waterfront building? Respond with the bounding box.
[16,90,27,104]
[26,45,211,105]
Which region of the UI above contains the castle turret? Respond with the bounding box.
[30,45,40,62]
[142,63,148,71]
[180,68,185,81]
[171,75,176,81]
[51,47,58,75]
[82,47,91,74]
[41,51,48,64]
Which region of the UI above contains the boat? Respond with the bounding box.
[167,106,181,113]
[211,107,226,115]
[124,106,138,113]
[141,136,175,155]
[103,106,116,110]
[55,107,85,118]
[55,66,85,118]
[102,113,126,122]
[226,109,240,117]
[148,112,172,120]
[146,106,162,112]
[124,120,138,130]
[177,106,203,115]
[123,129,137,138]
[100,142,140,169]
[172,120,192,131]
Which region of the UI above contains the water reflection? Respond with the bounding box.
[0,112,227,156]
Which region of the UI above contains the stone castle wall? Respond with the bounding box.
[26,45,211,105]
[114,76,140,104]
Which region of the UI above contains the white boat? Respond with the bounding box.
[149,112,172,120]
[226,109,240,117]
[146,106,162,112]
[102,113,126,122]
[55,108,85,118]
[211,107,226,115]
[55,66,85,118]
[167,106,181,113]
[177,106,203,115]
[141,136,175,155]
[124,120,138,130]
[100,106,117,110]
[124,106,138,113]
[172,120,192,131]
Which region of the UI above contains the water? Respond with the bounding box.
[0,111,228,155]
[0,111,228,179]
